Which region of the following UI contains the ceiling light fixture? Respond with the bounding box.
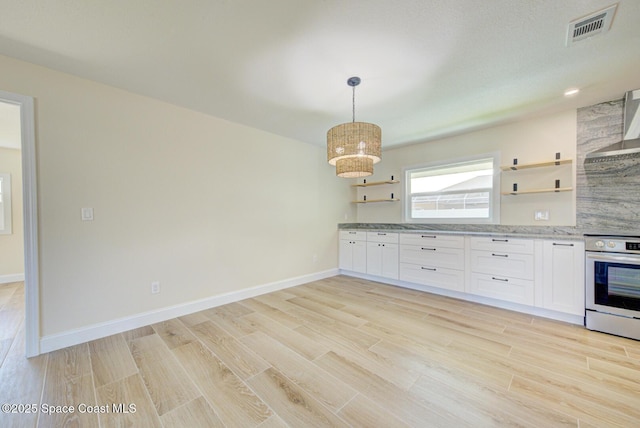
[564,88,580,97]
[327,77,381,178]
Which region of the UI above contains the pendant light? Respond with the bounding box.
[327,77,381,178]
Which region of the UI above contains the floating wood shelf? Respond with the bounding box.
[352,180,400,187]
[501,187,573,196]
[500,159,573,171]
[353,198,401,204]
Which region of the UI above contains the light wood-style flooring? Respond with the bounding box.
[1,276,640,427]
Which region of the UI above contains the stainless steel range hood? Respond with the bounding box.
[585,89,640,164]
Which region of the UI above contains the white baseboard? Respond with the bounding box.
[40,268,338,354]
[0,273,25,284]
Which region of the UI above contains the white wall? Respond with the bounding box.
[0,54,353,339]
[0,147,23,278]
[356,110,577,226]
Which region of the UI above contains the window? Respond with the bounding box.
[0,173,11,234]
[404,154,500,224]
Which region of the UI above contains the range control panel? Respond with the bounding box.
[585,236,640,254]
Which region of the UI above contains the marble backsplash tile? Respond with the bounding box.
[577,97,640,235]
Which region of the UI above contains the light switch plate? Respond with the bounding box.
[81,207,94,221]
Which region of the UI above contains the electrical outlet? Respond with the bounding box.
[151,281,160,294]
[534,210,550,221]
[312,254,318,264]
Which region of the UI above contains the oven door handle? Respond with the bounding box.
[586,252,640,264]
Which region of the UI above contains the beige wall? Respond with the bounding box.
[0,147,23,277]
[356,110,577,226]
[0,54,353,337]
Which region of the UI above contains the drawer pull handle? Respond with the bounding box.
[349,231,356,234]
[421,267,437,271]
[491,253,508,258]
[378,232,387,235]
[492,276,509,282]
[421,235,436,238]
[552,243,574,247]
[492,238,509,242]
[421,247,436,251]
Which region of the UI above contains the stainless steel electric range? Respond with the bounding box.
[585,235,640,341]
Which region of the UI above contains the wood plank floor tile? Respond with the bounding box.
[151,318,197,349]
[189,320,270,380]
[128,334,200,415]
[172,341,272,426]
[0,328,48,428]
[247,367,349,427]
[39,373,99,428]
[121,325,155,343]
[160,396,224,428]
[337,393,412,428]
[295,325,419,390]
[288,296,367,327]
[0,310,23,341]
[238,298,303,329]
[89,333,138,388]
[178,310,210,327]
[509,374,639,427]
[314,350,467,427]
[242,312,329,360]
[417,358,579,427]
[96,373,162,428]
[240,331,358,411]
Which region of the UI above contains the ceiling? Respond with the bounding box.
[1,0,639,150]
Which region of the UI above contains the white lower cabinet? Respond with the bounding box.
[467,237,535,305]
[468,273,534,305]
[366,232,399,279]
[338,229,585,321]
[339,231,367,274]
[540,240,585,316]
[399,233,465,292]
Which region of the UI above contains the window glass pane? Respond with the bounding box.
[405,156,497,223]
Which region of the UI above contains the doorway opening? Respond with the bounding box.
[0,90,39,357]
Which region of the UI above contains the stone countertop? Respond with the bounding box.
[338,223,586,240]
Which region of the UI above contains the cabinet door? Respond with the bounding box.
[339,239,354,270]
[542,241,585,316]
[367,242,399,279]
[352,240,368,274]
[366,242,383,277]
[381,243,399,279]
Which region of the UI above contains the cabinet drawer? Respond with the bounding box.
[339,230,367,241]
[400,245,464,269]
[468,272,534,306]
[400,233,464,248]
[469,237,534,254]
[470,250,534,280]
[400,263,465,292]
[366,231,399,244]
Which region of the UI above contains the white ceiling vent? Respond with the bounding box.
[566,4,617,46]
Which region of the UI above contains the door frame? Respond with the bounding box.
[0,90,39,357]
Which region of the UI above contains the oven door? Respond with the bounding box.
[586,252,640,318]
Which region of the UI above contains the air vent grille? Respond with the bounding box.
[567,4,617,46]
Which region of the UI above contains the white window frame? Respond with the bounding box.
[0,173,11,234]
[403,152,501,224]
